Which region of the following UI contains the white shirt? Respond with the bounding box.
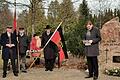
[7,32,11,37]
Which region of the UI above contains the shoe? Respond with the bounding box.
[50,69,53,71]
[3,74,6,78]
[93,76,98,80]
[45,69,48,71]
[14,73,18,77]
[85,75,93,78]
[22,70,27,73]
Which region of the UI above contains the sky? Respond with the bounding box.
[7,0,80,16]
[7,0,120,15]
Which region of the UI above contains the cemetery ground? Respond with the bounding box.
[0,55,120,80]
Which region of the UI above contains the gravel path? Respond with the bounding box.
[0,68,120,80]
[0,54,120,80]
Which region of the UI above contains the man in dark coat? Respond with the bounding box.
[0,26,18,78]
[83,21,101,80]
[41,25,58,71]
[18,27,29,73]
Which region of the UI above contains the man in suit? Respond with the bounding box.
[18,27,29,73]
[41,25,58,71]
[0,26,18,78]
[83,21,101,80]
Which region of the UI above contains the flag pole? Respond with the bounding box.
[43,21,63,49]
[28,21,63,69]
[14,0,20,73]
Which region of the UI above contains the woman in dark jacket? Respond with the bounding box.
[41,25,58,71]
[83,21,101,80]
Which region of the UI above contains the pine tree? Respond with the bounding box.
[117,10,120,20]
[92,14,98,27]
[59,0,77,33]
[78,0,89,19]
[114,8,117,17]
[66,0,90,57]
[103,8,114,25]
[47,0,61,27]
[34,1,46,34]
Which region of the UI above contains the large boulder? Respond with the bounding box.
[99,17,120,70]
[101,17,120,43]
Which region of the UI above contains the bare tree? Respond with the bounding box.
[1,0,47,35]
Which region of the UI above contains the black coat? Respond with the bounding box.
[18,34,29,55]
[83,27,101,57]
[0,32,17,59]
[41,31,58,59]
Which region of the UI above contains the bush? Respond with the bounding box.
[65,18,87,57]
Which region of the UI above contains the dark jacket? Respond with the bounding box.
[0,32,17,59]
[83,27,101,57]
[41,31,58,59]
[18,34,29,55]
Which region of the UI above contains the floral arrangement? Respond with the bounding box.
[104,68,120,77]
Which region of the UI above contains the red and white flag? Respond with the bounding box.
[13,1,17,30]
[51,31,65,64]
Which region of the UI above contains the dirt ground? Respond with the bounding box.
[0,68,120,80]
[0,54,120,80]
